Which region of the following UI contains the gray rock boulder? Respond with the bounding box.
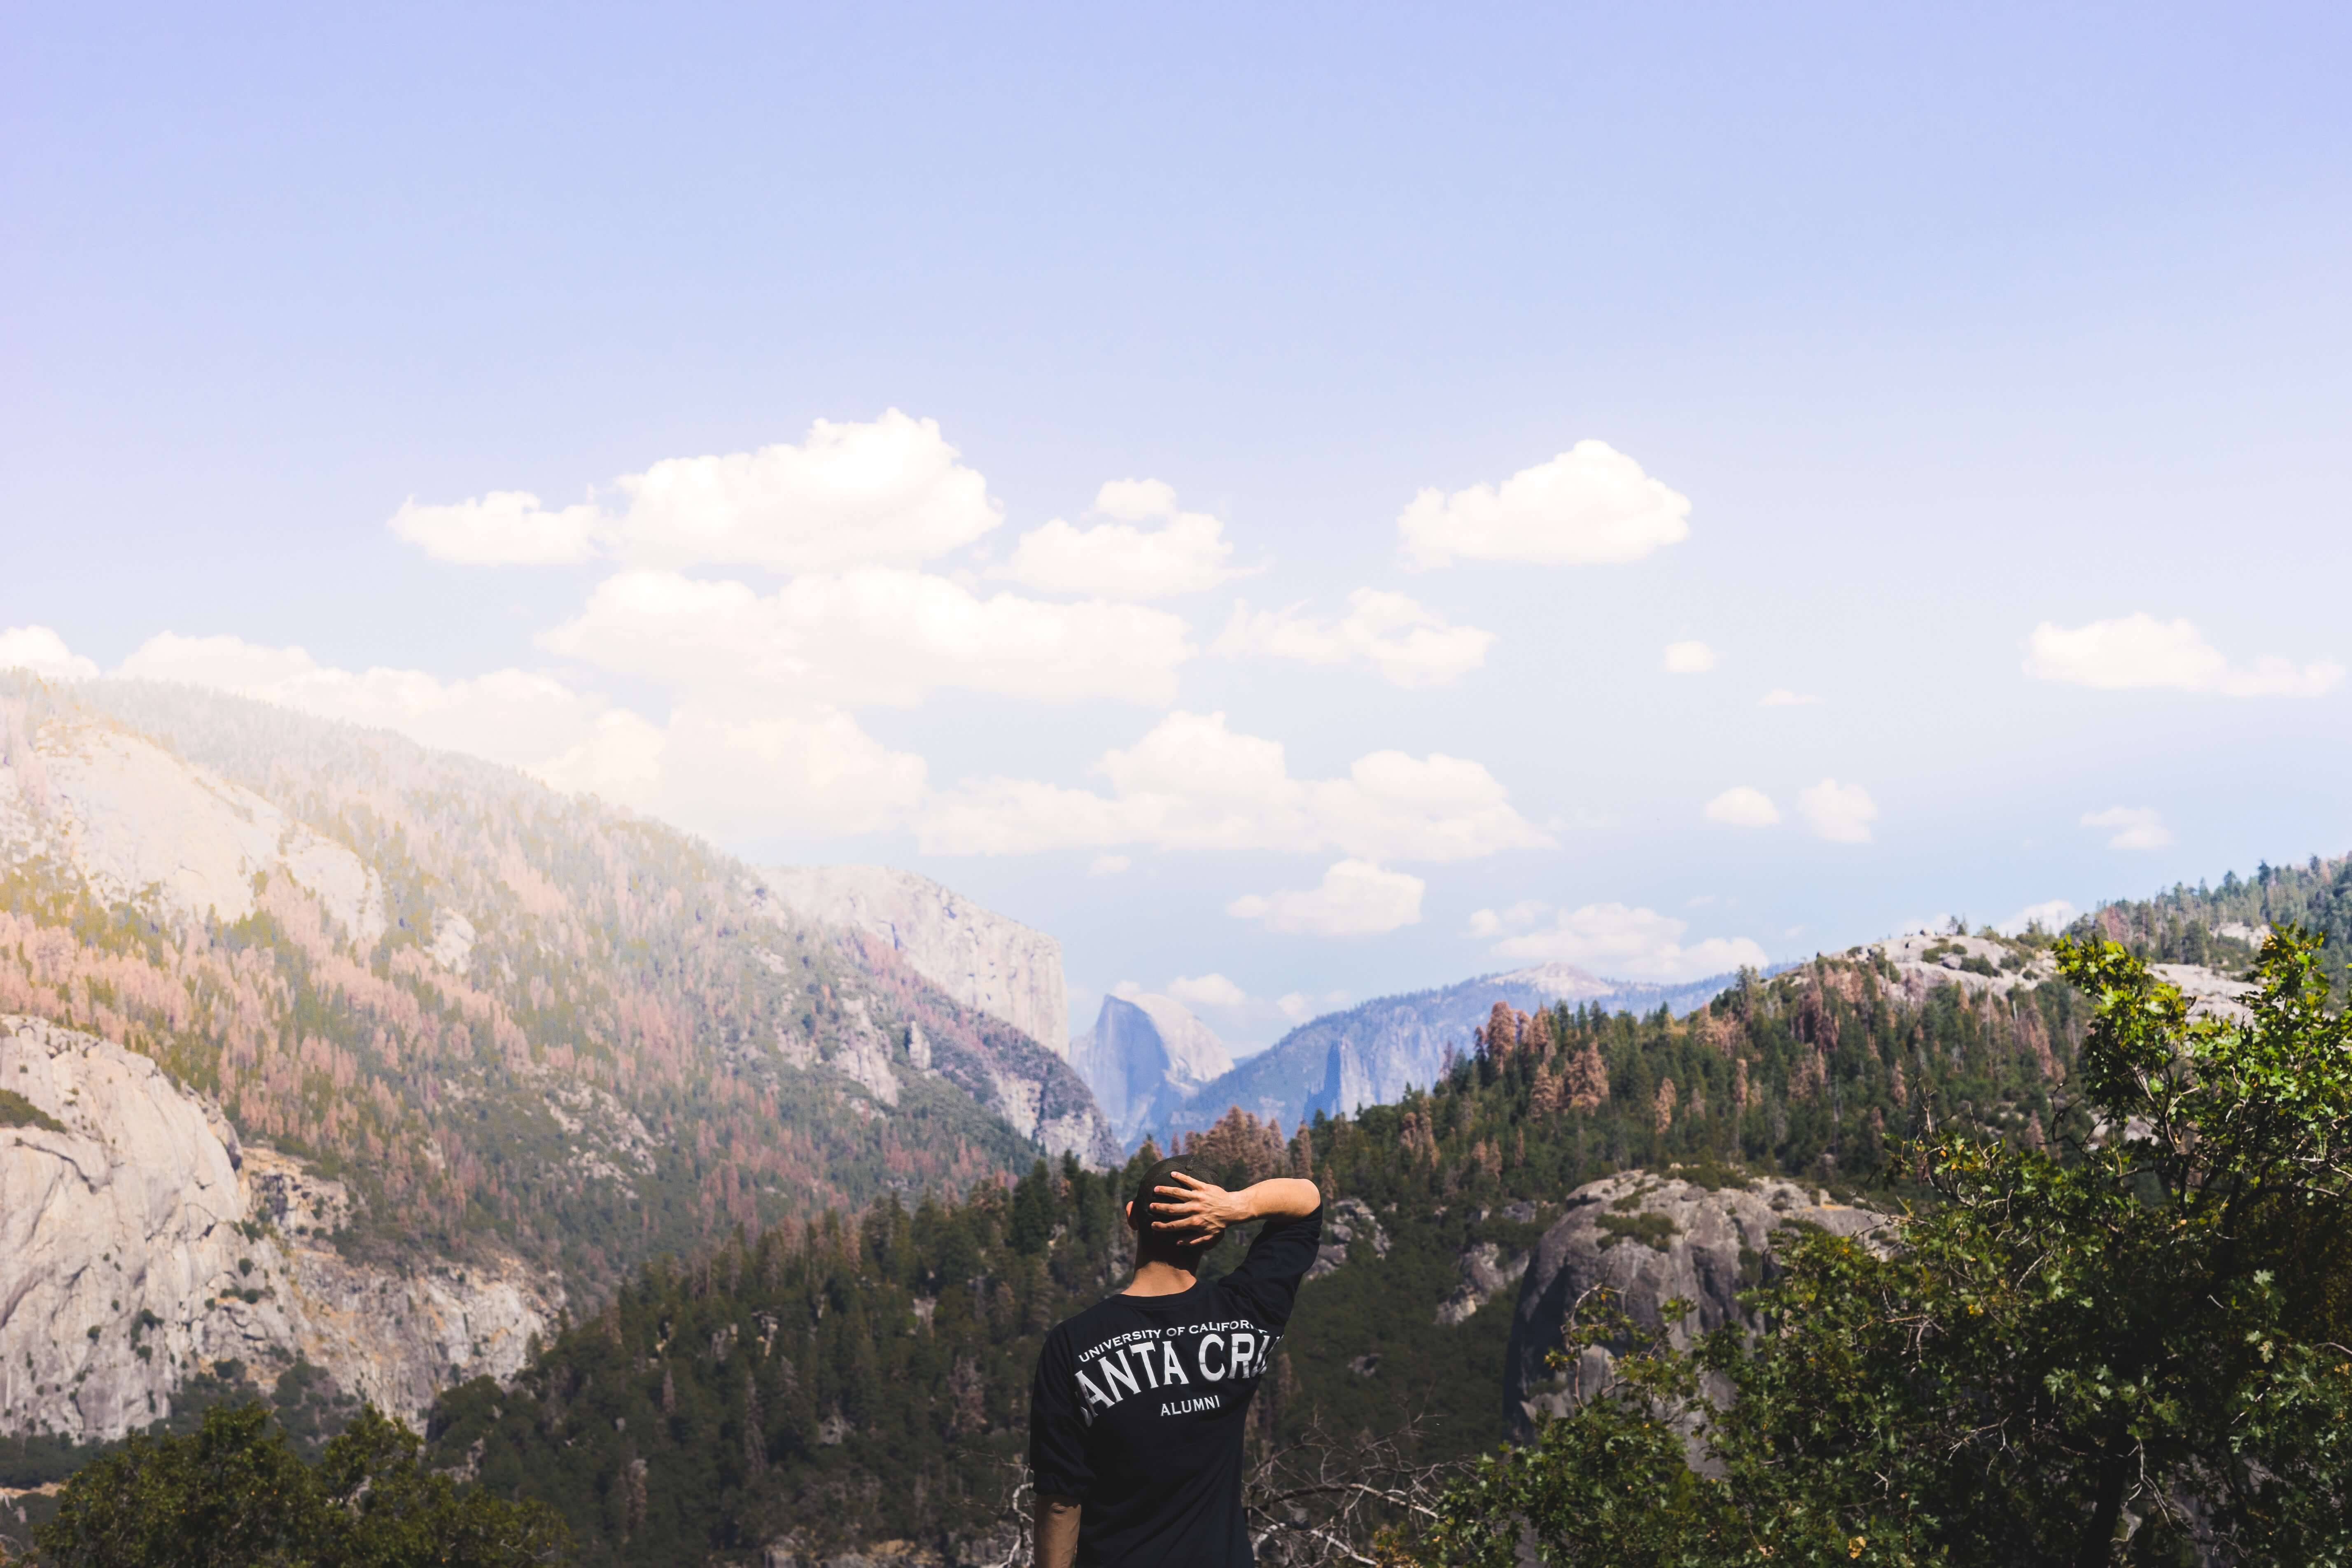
[1504,1170,1889,1440]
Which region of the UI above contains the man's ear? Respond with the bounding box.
[1123,1198,1136,1230]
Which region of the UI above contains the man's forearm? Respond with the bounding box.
[1034,1493,1081,1568]
[1241,1176,1322,1219]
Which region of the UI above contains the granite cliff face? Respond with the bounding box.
[0,713,386,943]
[1068,992,1232,1147]
[1503,1170,1889,1441]
[0,677,1118,1440]
[761,865,1068,1054]
[0,1016,555,1441]
[1150,964,1757,1146]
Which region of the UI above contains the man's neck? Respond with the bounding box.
[1120,1258,1199,1297]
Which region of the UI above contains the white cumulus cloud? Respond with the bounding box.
[1088,854,1132,876]
[2024,614,2342,699]
[1397,440,1691,569]
[390,410,1002,574]
[1228,859,1426,936]
[1165,973,1250,1010]
[919,710,1552,861]
[387,490,602,566]
[1094,479,1178,520]
[1465,899,1552,938]
[0,625,98,680]
[2082,805,2172,850]
[1213,589,1495,688]
[1997,898,2080,936]
[1703,785,1780,827]
[518,709,668,804]
[998,479,1241,598]
[1663,640,1716,674]
[541,567,1194,708]
[1489,902,1769,982]
[651,695,928,835]
[1797,777,1878,843]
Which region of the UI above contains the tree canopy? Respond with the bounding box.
[1427,931,2352,1566]
[33,1403,569,1568]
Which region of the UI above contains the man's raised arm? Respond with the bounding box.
[1239,1176,1322,1218]
[1147,1172,1321,1246]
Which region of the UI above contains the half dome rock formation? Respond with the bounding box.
[0,1016,556,1441]
[761,865,1069,1054]
[1503,1169,1889,1441]
[1069,992,1233,1147]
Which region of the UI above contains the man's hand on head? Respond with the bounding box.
[1147,1172,1323,1245]
[1146,1169,1252,1246]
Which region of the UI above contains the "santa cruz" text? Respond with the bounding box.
[1073,1320,1278,1421]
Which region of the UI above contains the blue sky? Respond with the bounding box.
[6,3,2350,1046]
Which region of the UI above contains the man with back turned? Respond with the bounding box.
[1026,1155,1324,1568]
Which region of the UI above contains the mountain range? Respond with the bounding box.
[9,663,2331,1466]
[1138,962,1762,1148]
[0,675,1111,1440]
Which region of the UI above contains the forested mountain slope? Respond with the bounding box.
[2074,851,2350,988]
[762,864,1069,1058]
[425,929,2100,1563]
[0,676,1112,1438]
[1146,961,1762,1147]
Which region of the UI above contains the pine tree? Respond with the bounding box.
[1566,1041,1610,1112]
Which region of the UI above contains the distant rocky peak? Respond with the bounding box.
[1070,991,1232,1148]
[1115,989,1233,1087]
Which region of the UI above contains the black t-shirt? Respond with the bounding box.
[1027,1206,1323,1568]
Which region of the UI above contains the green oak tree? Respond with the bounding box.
[35,1403,569,1568]
[1427,931,2352,1567]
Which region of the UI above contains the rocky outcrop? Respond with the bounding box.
[1305,1196,1391,1281]
[0,714,386,945]
[1436,1241,1530,1326]
[2150,963,2255,1022]
[1150,965,1757,1146]
[1865,933,2249,1020]
[762,866,1068,1055]
[1868,932,2054,998]
[1069,993,1232,1147]
[838,936,1120,1170]
[1504,1170,1888,1440]
[0,1016,558,1440]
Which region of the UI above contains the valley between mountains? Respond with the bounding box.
[2,671,2345,1563]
